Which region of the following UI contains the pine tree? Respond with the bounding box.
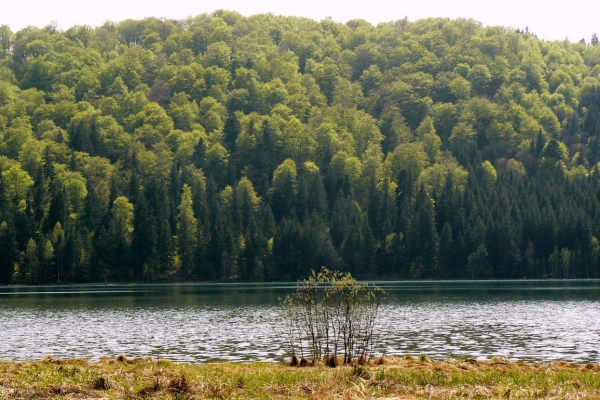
[438,222,455,278]
[177,184,198,279]
[132,190,157,280]
[0,221,16,284]
[409,185,439,278]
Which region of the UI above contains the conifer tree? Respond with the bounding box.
[177,184,198,279]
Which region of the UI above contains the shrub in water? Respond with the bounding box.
[280,267,385,366]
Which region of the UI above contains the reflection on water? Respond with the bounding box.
[1,281,600,363]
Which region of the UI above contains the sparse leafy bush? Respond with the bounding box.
[280,267,385,365]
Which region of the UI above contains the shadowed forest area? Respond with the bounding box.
[1,13,600,283]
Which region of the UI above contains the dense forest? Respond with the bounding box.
[1,12,600,283]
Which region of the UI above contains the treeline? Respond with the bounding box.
[1,13,600,283]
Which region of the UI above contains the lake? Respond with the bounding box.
[1,280,600,363]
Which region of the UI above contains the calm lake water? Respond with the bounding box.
[1,280,600,363]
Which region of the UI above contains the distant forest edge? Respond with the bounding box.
[0,12,600,284]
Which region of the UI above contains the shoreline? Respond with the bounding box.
[1,355,599,399]
[4,277,600,286]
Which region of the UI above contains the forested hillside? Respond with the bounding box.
[1,12,600,283]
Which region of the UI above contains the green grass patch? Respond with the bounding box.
[2,356,600,399]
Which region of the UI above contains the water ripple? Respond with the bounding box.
[1,282,600,363]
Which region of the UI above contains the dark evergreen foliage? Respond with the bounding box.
[1,13,600,283]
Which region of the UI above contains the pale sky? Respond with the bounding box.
[1,0,599,43]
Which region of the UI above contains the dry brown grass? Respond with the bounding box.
[1,355,600,399]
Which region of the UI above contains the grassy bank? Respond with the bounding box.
[1,355,600,399]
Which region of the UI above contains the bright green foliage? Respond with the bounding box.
[0,13,600,282]
[177,184,198,278]
[112,196,134,242]
[418,155,468,197]
[270,158,298,221]
[1,163,33,206]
